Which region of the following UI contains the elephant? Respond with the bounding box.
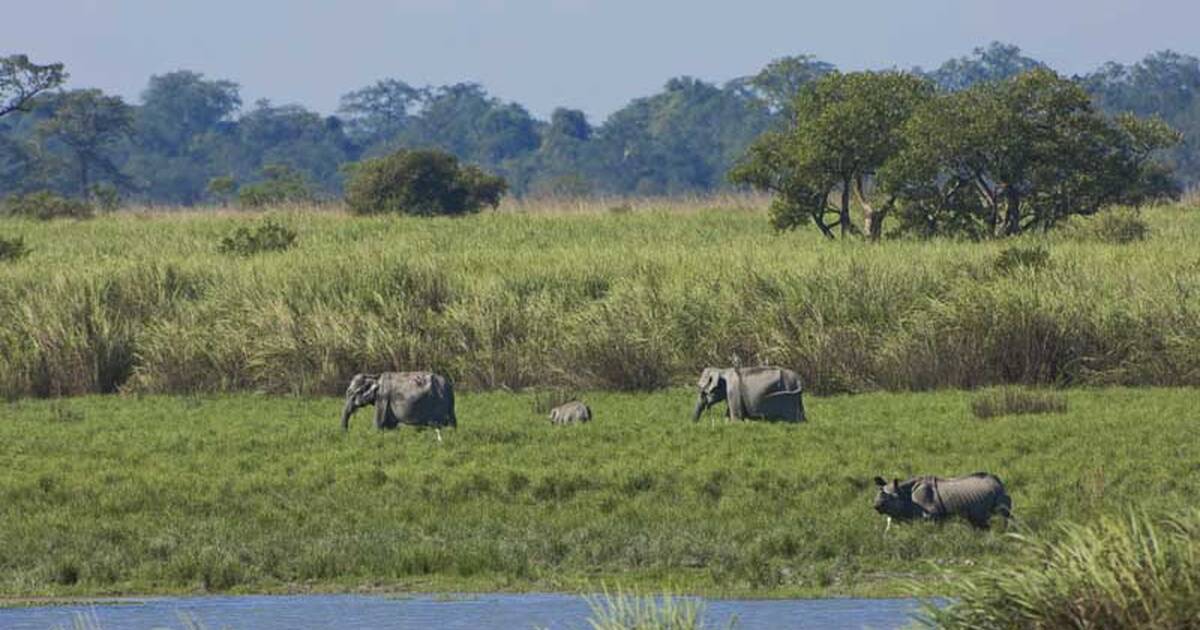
[341,371,456,440]
[549,401,592,425]
[692,366,806,423]
[872,473,1013,531]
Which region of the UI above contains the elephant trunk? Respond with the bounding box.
[692,395,707,422]
[341,397,358,431]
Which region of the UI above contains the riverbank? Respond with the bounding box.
[2,387,1196,599]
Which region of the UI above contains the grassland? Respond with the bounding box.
[1,201,1198,602]
[1,386,1197,598]
[1,201,1198,398]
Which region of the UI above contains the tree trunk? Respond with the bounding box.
[839,179,852,237]
[1004,187,1022,236]
[856,176,888,242]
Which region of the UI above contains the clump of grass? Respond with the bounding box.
[1076,209,1150,244]
[3,191,94,220]
[920,511,1200,629]
[994,243,1050,273]
[585,588,731,630]
[971,388,1067,419]
[217,217,297,256]
[0,234,30,262]
[607,203,633,214]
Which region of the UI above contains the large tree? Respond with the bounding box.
[1,54,66,118]
[882,69,1180,237]
[37,89,134,197]
[731,71,933,239]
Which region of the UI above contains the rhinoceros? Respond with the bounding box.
[548,400,592,425]
[873,472,1013,530]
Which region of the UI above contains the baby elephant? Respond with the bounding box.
[548,401,592,425]
[873,473,1013,531]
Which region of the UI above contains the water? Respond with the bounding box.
[0,593,928,630]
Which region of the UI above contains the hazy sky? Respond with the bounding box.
[4,0,1198,121]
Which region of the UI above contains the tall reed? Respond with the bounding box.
[1,203,1198,397]
[920,511,1200,629]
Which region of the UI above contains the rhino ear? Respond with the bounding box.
[873,476,887,487]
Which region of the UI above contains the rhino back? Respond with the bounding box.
[934,475,1005,514]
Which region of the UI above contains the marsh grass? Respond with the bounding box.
[0,387,1196,597]
[1,203,1198,398]
[970,388,1068,419]
[583,588,728,630]
[919,511,1200,629]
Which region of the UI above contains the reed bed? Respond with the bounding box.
[1,203,1198,398]
[920,511,1200,629]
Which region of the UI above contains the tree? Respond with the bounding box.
[1,54,66,118]
[37,89,134,197]
[733,54,836,116]
[337,79,424,147]
[926,42,1045,92]
[882,69,1180,237]
[732,71,933,239]
[137,71,240,155]
[344,148,506,216]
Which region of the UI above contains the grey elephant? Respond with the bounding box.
[549,401,592,425]
[341,371,457,440]
[873,473,1013,531]
[692,366,806,423]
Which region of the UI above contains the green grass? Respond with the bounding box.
[920,511,1200,628]
[1,203,1198,397]
[1,387,1197,598]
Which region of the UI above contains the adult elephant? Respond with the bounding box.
[341,371,457,439]
[692,366,805,423]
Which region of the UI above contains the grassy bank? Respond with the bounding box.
[1,387,1197,598]
[1,203,1198,397]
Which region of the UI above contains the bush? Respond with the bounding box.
[2,191,94,220]
[970,388,1068,419]
[994,244,1050,273]
[236,164,314,209]
[217,218,297,256]
[921,511,1200,629]
[0,235,31,262]
[1080,209,1151,244]
[344,148,507,216]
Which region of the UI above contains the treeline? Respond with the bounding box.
[2,42,1200,204]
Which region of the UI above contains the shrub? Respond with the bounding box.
[236,164,314,209]
[1081,209,1151,244]
[994,243,1050,273]
[920,511,1200,629]
[971,388,1068,419]
[344,148,507,216]
[0,235,31,262]
[2,191,94,220]
[217,218,297,256]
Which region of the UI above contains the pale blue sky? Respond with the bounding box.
[4,0,1197,121]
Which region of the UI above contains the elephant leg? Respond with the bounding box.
[374,402,387,430]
